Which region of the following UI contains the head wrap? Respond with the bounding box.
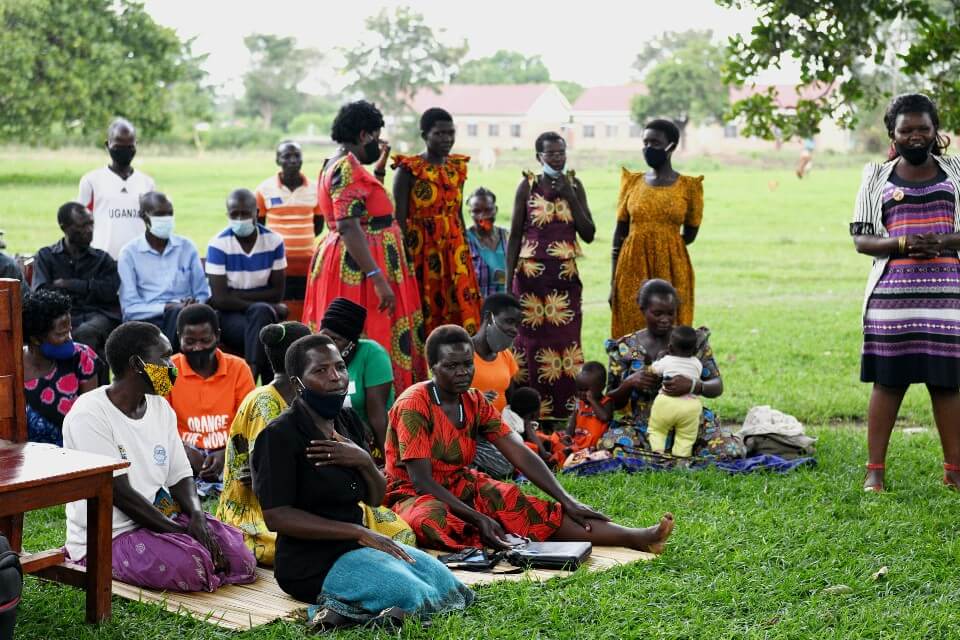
[321,297,366,342]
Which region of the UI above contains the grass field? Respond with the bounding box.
[4,148,957,639]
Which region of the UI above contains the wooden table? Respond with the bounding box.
[0,440,129,623]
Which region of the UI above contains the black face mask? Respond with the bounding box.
[361,138,381,165]
[895,141,933,166]
[184,346,216,372]
[643,144,673,170]
[301,388,348,419]
[108,146,136,167]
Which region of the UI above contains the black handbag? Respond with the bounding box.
[505,541,593,570]
[0,535,22,640]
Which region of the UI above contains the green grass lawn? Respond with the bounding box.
[3,148,955,639]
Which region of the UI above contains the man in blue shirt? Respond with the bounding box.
[118,192,209,350]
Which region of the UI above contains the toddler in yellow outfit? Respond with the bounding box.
[648,326,703,457]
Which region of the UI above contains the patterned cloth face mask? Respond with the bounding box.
[137,357,178,396]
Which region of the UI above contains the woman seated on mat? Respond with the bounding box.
[216,320,312,564]
[383,325,675,553]
[219,321,412,565]
[604,279,739,459]
[251,334,473,630]
[62,321,256,592]
[22,289,99,446]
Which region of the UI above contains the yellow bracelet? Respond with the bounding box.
[898,236,906,254]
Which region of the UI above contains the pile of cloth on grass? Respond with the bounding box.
[561,406,817,477]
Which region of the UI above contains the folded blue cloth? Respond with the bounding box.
[562,454,816,477]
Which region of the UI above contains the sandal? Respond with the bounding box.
[864,463,885,492]
[944,463,960,490]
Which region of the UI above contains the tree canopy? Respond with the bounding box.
[0,0,188,141]
[238,34,320,131]
[630,30,728,139]
[720,0,960,139]
[339,6,468,142]
[454,50,550,84]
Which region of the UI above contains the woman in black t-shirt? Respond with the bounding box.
[251,334,472,631]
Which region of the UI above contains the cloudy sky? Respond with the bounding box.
[143,0,795,96]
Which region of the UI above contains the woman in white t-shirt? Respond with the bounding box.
[63,321,256,591]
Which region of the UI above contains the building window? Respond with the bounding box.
[724,124,738,138]
[510,124,521,137]
[583,125,595,138]
[488,123,500,137]
[629,124,643,138]
[606,124,618,138]
[467,124,478,137]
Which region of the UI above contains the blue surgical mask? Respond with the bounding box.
[40,340,75,361]
[542,163,562,178]
[229,219,257,238]
[147,215,174,240]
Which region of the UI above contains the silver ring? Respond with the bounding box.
[328,453,332,459]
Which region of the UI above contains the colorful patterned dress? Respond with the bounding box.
[604,327,742,459]
[861,169,960,386]
[512,172,584,423]
[24,342,98,445]
[392,154,482,335]
[384,382,564,550]
[611,169,704,338]
[303,152,426,391]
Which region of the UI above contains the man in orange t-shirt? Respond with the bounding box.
[165,304,255,492]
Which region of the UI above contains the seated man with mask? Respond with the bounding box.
[118,191,210,349]
[165,303,255,496]
[206,188,287,383]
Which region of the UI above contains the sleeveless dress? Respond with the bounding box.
[511,172,584,422]
[861,169,960,386]
[303,152,426,391]
[392,154,482,335]
[611,169,704,338]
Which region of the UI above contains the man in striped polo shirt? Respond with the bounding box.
[255,141,321,301]
[206,188,288,382]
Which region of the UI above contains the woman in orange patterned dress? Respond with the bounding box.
[393,108,483,336]
[610,119,704,338]
[505,132,595,425]
[302,100,426,392]
[384,325,675,553]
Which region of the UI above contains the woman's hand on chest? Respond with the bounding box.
[306,432,371,469]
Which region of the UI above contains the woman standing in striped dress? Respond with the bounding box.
[851,93,960,492]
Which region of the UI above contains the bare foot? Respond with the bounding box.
[863,468,885,492]
[633,513,675,555]
[945,469,960,491]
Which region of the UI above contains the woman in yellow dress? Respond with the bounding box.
[610,119,703,339]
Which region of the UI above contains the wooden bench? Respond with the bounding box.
[0,277,128,624]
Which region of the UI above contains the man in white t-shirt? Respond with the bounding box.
[77,118,156,259]
[63,321,255,591]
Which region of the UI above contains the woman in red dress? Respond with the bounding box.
[303,100,426,391]
[392,108,483,336]
[384,325,675,553]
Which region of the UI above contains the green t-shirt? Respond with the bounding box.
[346,339,395,427]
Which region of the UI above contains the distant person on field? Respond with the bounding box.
[78,118,156,258]
[207,188,287,382]
[255,140,321,301]
[796,137,815,179]
[63,321,256,591]
[0,231,25,294]
[165,304,255,496]
[32,202,120,370]
[118,191,209,349]
[464,187,509,297]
